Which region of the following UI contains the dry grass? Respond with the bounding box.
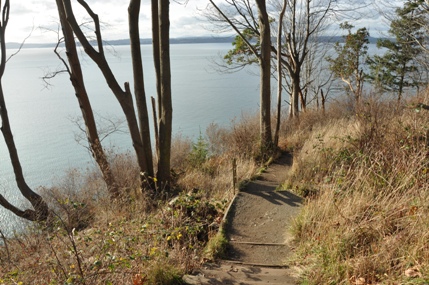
[0,114,262,285]
[286,92,429,284]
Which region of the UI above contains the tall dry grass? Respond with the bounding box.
[287,92,429,284]
[0,113,262,284]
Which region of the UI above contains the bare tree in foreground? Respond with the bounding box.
[273,0,287,147]
[0,0,49,222]
[208,0,274,155]
[54,0,119,199]
[57,0,173,192]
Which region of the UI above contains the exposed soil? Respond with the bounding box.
[184,153,302,284]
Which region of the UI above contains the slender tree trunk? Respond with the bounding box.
[151,96,159,160]
[129,0,154,185]
[151,0,161,166]
[56,0,119,198]
[291,74,300,118]
[157,0,173,188]
[255,0,273,154]
[398,63,406,103]
[274,0,287,148]
[321,89,326,115]
[355,69,363,104]
[61,0,150,187]
[0,0,49,221]
[152,0,161,118]
[0,85,49,221]
[299,89,306,112]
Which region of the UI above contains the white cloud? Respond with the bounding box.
[5,0,213,43]
[4,0,390,44]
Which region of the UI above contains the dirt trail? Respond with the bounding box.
[184,153,302,285]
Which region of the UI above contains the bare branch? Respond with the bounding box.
[70,114,128,151]
[76,0,104,55]
[6,25,34,63]
[0,193,39,221]
[208,0,260,58]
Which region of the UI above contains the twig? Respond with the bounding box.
[0,228,11,263]
[6,25,34,63]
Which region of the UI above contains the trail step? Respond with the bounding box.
[222,259,290,268]
[229,241,287,246]
[226,242,291,265]
[183,263,297,285]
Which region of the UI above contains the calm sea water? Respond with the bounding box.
[0,43,261,234]
[0,42,386,234]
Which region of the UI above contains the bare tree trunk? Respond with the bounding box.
[255,0,273,154]
[398,62,406,103]
[151,96,159,160]
[321,89,326,115]
[152,0,161,118]
[61,0,150,186]
[291,74,300,118]
[274,0,287,148]
[0,0,49,222]
[56,0,119,198]
[157,0,173,188]
[129,0,154,185]
[206,0,272,157]
[299,88,307,112]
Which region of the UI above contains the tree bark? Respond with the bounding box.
[255,0,273,154]
[152,0,162,118]
[129,0,155,184]
[321,89,326,115]
[274,0,287,148]
[157,0,173,188]
[291,73,300,118]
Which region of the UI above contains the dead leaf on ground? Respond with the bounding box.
[133,274,147,285]
[405,266,422,278]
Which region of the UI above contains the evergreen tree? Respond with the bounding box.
[368,1,426,101]
[327,22,370,103]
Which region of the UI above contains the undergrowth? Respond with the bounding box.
[0,114,261,285]
[285,92,429,284]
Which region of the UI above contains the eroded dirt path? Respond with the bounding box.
[184,153,302,285]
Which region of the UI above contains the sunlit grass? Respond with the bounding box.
[286,92,429,284]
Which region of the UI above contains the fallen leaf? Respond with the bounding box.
[133,274,147,285]
[405,266,422,278]
[355,277,366,285]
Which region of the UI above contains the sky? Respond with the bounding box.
[7,0,211,44]
[5,0,398,44]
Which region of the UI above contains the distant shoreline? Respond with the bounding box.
[6,35,388,49]
[5,36,236,49]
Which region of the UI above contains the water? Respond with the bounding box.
[0,42,390,234]
[0,43,261,234]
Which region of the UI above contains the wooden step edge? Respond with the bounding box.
[229,241,287,246]
[221,259,290,268]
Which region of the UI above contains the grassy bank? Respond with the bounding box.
[284,93,429,284]
[0,116,261,284]
[3,91,429,284]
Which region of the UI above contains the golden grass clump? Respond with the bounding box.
[288,93,429,284]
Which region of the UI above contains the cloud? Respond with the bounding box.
[4,0,391,44]
[12,4,34,15]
